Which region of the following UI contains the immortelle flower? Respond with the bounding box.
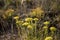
[25,18,33,22]
[43,21,50,25]
[35,7,44,14]
[45,37,53,40]
[3,9,14,19]
[13,16,19,19]
[5,9,14,16]
[43,26,48,29]
[6,9,14,13]
[30,7,44,18]
[19,21,23,24]
[27,25,33,29]
[16,21,23,25]
[50,27,56,32]
[22,22,29,26]
[33,18,38,21]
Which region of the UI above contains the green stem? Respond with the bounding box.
[51,31,54,37]
[17,26,20,37]
[35,21,37,38]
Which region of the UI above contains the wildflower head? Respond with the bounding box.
[33,18,38,21]
[25,18,33,22]
[27,25,33,29]
[22,22,29,26]
[5,9,14,13]
[35,7,44,14]
[29,7,44,18]
[13,16,19,20]
[5,9,14,16]
[16,21,19,24]
[50,26,56,32]
[19,21,23,24]
[43,26,48,30]
[16,21,23,25]
[45,36,53,40]
[3,9,14,19]
[43,21,50,25]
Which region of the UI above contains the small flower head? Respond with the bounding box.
[44,21,50,25]
[5,9,14,13]
[25,18,33,22]
[50,26,56,32]
[27,25,33,29]
[45,36,53,40]
[30,7,44,18]
[13,16,19,19]
[33,18,38,21]
[16,21,23,25]
[5,9,14,16]
[22,22,29,26]
[3,9,14,19]
[16,21,19,24]
[19,21,23,24]
[43,26,48,29]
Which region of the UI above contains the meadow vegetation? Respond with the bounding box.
[0,0,60,40]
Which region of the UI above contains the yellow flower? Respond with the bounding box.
[33,18,38,21]
[31,11,37,16]
[16,21,23,25]
[5,9,14,16]
[19,21,24,25]
[3,9,14,19]
[35,7,44,14]
[30,7,44,18]
[45,37,53,40]
[44,21,50,25]
[25,18,33,22]
[27,25,33,29]
[43,26,48,29]
[19,21,23,23]
[22,22,29,26]
[5,9,14,13]
[16,21,19,24]
[13,16,19,19]
[50,27,56,31]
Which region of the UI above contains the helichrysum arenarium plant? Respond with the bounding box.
[3,9,14,19]
[14,15,21,37]
[29,7,44,18]
[50,26,57,36]
[44,36,53,40]
[0,0,60,40]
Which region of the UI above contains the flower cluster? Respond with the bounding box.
[22,22,29,26]
[50,26,56,32]
[33,18,38,21]
[3,9,14,19]
[29,7,44,18]
[22,17,39,29]
[45,37,53,40]
[25,18,33,22]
